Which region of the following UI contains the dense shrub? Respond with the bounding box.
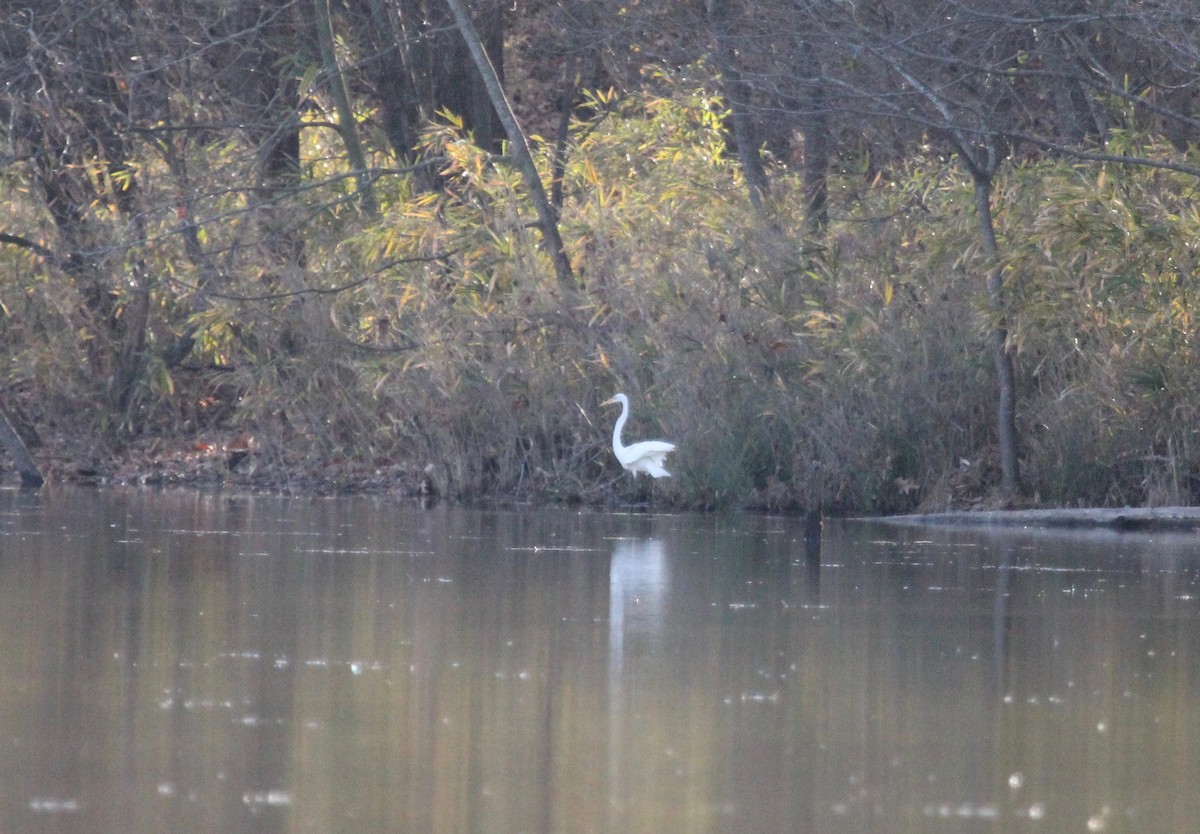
[4,75,1200,511]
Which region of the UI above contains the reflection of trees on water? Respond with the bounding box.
[804,510,822,566]
[993,544,1013,694]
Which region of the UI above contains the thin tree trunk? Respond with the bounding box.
[443,0,576,290]
[708,0,769,209]
[890,61,1021,495]
[108,261,152,417]
[549,53,579,213]
[0,403,43,488]
[243,0,324,350]
[361,0,433,188]
[974,174,1020,495]
[313,0,378,215]
[795,38,830,235]
[159,138,219,367]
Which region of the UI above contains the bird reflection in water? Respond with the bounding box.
[608,537,667,676]
[607,536,668,812]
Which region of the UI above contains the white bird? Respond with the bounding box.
[601,393,675,478]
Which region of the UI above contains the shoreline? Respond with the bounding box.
[870,506,1200,532]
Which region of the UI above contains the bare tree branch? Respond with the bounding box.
[443,0,576,290]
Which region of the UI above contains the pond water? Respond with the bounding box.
[2,488,1199,833]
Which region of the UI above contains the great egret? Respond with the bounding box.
[601,393,675,478]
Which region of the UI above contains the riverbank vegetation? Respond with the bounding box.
[2,1,1200,512]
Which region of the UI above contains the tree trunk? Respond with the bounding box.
[444,0,576,290]
[158,138,221,367]
[550,53,581,214]
[359,0,433,186]
[427,0,505,154]
[107,261,152,418]
[708,0,769,209]
[974,174,1020,495]
[313,0,378,215]
[794,38,830,235]
[0,403,44,488]
[106,143,153,421]
[238,0,327,350]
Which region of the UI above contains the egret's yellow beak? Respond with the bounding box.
[601,396,618,407]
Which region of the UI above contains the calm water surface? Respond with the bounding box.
[2,488,1200,833]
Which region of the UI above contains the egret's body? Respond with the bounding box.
[601,393,675,478]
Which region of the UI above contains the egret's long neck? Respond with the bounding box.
[611,399,629,455]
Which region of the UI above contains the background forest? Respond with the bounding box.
[2,0,1200,512]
